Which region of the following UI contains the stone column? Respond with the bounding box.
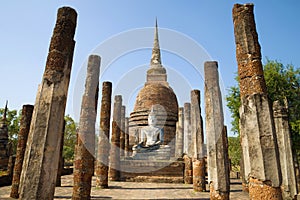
[222,126,230,185]
[233,4,282,199]
[124,117,130,157]
[120,106,126,157]
[205,61,230,200]
[184,155,193,184]
[7,155,15,178]
[183,103,191,155]
[10,105,33,199]
[72,55,100,200]
[193,158,206,192]
[56,120,65,187]
[296,162,300,193]
[273,100,298,199]
[19,7,77,200]
[175,107,184,158]
[191,90,206,192]
[95,81,112,188]
[109,95,122,181]
[0,101,9,170]
[190,90,205,159]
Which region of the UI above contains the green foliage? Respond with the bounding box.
[63,115,77,162]
[0,107,78,161]
[226,59,300,160]
[226,86,240,134]
[228,136,241,171]
[0,108,20,154]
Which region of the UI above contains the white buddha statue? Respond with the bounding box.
[132,106,164,153]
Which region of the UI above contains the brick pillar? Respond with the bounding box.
[191,90,206,192]
[193,159,206,192]
[109,95,122,181]
[72,55,100,200]
[7,155,15,180]
[240,124,250,192]
[233,3,282,199]
[95,81,112,188]
[175,107,184,158]
[120,106,126,157]
[273,100,298,199]
[124,117,130,157]
[19,7,77,200]
[223,126,230,186]
[0,102,9,170]
[10,105,33,198]
[56,120,65,187]
[184,155,193,184]
[183,103,191,156]
[296,160,300,193]
[205,61,230,200]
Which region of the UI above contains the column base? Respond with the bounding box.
[209,183,229,200]
[249,178,282,200]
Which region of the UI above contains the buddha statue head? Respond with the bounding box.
[148,106,157,127]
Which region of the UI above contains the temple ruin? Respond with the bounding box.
[0,3,299,200]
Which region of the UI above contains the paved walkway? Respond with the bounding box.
[0,175,249,199]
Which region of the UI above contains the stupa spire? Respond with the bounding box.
[146,18,167,84]
[150,18,162,67]
[3,101,8,122]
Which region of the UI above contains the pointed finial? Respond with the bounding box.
[3,100,8,121]
[150,18,161,67]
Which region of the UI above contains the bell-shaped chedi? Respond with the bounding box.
[129,20,178,156]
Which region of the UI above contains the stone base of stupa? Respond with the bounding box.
[120,159,184,183]
[130,145,171,160]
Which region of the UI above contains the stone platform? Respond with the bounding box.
[120,159,184,183]
[131,145,171,160]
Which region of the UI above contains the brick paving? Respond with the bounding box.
[0,174,250,200]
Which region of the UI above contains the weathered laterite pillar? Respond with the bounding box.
[184,155,193,184]
[273,100,298,199]
[109,95,122,181]
[72,55,100,200]
[120,106,126,157]
[233,3,282,199]
[183,103,191,156]
[175,107,184,158]
[19,7,77,200]
[7,155,15,179]
[191,90,206,192]
[95,81,112,188]
[124,117,130,157]
[0,101,9,170]
[56,120,65,187]
[10,105,34,199]
[205,61,230,200]
[222,125,230,185]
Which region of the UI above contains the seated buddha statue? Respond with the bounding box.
[132,107,164,153]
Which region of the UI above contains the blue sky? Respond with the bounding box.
[1,1,299,136]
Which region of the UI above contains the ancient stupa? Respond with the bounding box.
[129,20,178,155]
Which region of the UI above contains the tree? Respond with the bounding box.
[0,107,20,154]
[0,107,78,161]
[63,115,77,162]
[226,59,300,160]
[228,136,242,171]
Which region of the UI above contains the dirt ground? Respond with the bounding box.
[0,174,251,200]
